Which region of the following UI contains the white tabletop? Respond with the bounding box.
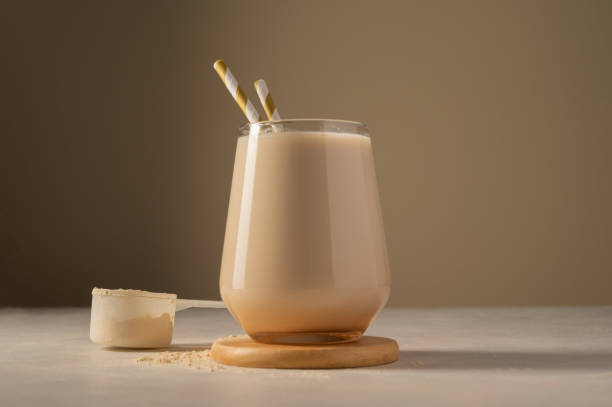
[1,306,611,406]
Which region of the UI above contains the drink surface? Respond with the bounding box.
[220,130,390,343]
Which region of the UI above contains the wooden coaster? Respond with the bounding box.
[210,335,399,369]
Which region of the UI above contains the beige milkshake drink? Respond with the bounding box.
[220,119,390,344]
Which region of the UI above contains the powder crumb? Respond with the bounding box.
[137,356,153,362]
[215,334,238,341]
[137,348,223,372]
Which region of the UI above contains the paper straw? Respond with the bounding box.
[254,79,281,121]
[213,59,262,123]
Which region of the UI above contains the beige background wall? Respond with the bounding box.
[2,0,611,306]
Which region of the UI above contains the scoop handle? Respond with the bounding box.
[176,299,226,312]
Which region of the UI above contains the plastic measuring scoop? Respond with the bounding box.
[89,288,225,349]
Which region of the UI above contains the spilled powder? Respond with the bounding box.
[137,348,223,372]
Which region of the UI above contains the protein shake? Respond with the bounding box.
[220,120,390,344]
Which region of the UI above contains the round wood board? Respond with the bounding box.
[210,335,399,369]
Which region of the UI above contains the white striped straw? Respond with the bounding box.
[254,79,281,121]
[213,59,262,123]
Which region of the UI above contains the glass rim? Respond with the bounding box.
[238,118,368,134]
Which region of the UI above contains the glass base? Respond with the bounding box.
[250,330,363,345]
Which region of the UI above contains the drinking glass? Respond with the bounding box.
[220,119,390,344]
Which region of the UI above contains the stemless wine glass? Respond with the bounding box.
[219,119,390,345]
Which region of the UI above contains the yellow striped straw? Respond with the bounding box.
[254,79,281,121]
[213,59,262,123]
